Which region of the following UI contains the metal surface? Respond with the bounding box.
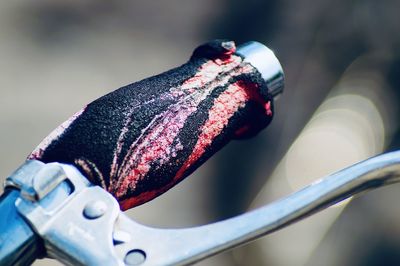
[2,160,128,265]
[110,151,400,265]
[237,41,284,98]
[5,160,45,191]
[3,151,400,265]
[0,189,41,266]
[15,163,122,266]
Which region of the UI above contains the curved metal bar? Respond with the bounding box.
[125,150,400,265]
[0,189,42,266]
[6,151,400,265]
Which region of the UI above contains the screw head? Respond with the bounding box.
[124,249,146,265]
[83,200,107,219]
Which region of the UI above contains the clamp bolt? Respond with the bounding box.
[124,249,146,265]
[83,200,107,219]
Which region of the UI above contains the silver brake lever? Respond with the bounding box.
[3,151,400,265]
[124,150,400,265]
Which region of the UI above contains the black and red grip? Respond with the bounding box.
[28,40,283,210]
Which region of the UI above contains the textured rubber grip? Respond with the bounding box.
[28,40,275,210]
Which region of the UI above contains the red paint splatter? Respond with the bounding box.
[265,101,272,116]
[117,78,272,208]
[235,81,273,116]
[112,52,272,209]
[174,81,272,180]
[112,55,247,199]
[176,55,242,94]
[113,106,194,198]
[173,81,251,181]
[119,187,170,210]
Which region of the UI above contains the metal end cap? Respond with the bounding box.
[236,41,284,98]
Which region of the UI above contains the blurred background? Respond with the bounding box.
[1,1,400,265]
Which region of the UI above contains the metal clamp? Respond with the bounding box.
[5,161,122,265]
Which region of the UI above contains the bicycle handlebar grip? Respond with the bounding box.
[28,40,284,210]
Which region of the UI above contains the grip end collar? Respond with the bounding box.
[237,41,284,98]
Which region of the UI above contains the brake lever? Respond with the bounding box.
[2,150,400,265]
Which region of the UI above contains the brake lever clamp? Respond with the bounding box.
[4,161,123,265]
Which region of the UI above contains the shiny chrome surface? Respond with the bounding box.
[237,41,284,98]
[15,163,121,266]
[0,189,40,266]
[122,151,400,265]
[3,151,400,265]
